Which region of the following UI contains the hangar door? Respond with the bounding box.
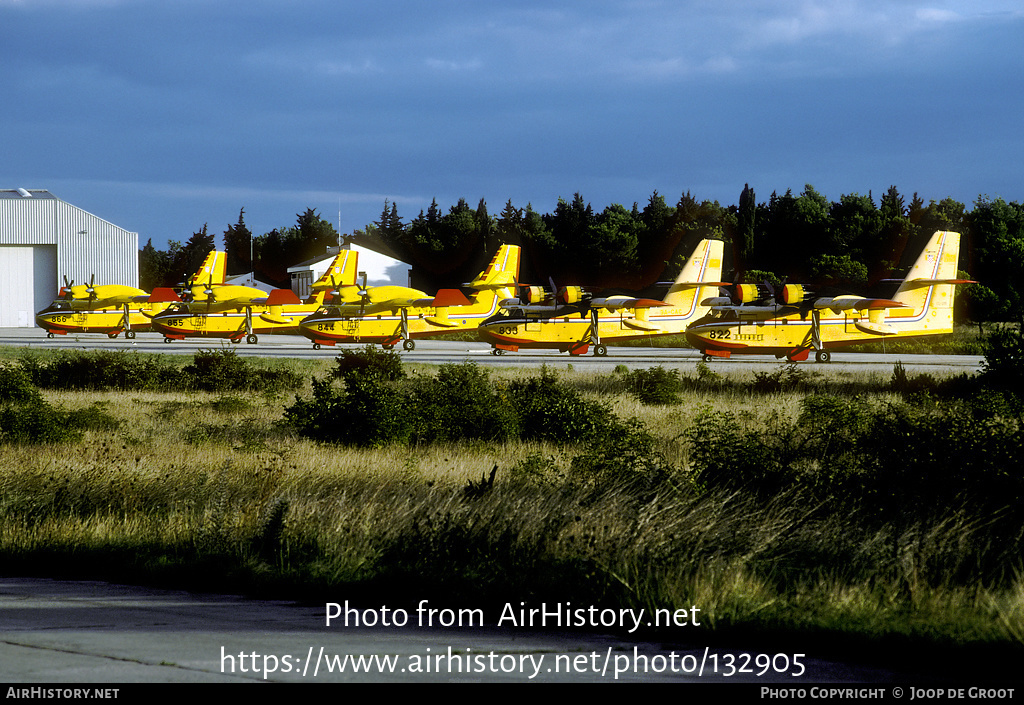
[0,245,57,327]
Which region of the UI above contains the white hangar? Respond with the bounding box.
[0,189,139,327]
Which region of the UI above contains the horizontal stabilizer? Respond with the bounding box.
[855,320,898,336]
[900,278,976,289]
[623,318,662,332]
[432,288,472,307]
[260,313,293,325]
[265,289,302,306]
[148,288,181,303]
[425,317,460,327]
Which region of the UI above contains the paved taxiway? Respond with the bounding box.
[0,328,984,375]
[1,578,906,683]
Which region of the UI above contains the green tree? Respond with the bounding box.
[968,197,1024,323]
[223,208,252,276]
[294,208,339,262]
[139,238,177,290]
[168,225,215,286]
[736,183,756,267]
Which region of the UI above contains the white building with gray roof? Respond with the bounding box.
[0,188,138,327]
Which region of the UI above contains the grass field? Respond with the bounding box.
[1,343,1021,674]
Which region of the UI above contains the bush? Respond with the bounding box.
[622,365,682,405]
[569,418,672,497]
[981,325,1024,397]
[333,346,406,382]
[409,363,518,443]
[0,366,86,444]
[182,349,302,393]
[19,349,179,390]
[506,367,614,443]
[751,363,807,393]
[0,366,43,404]
[0,398,82,444]
[285,375,411,447]
[684,407,794,495]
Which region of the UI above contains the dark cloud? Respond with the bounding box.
[2,1,1022,247]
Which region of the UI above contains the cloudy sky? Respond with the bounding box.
[3,0,1022,250]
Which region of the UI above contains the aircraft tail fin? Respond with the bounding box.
[893,230,963,317]
[188,251,227,288]
[460,244,521,314]
[662,239,725,308]
[466,244,521,295]
[311,249,359,292]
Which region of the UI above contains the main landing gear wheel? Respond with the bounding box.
[313,343,321,350]
[383,344,395,350]
[403,339,416,351]
[163,337,173,343]
[593,344,608,357]
[46,332,54,338]
[231,338,241,344]
[125,330,135,339]
[490,348,506,356]
[107,332,118,339]
[701,354,714,362]
[246,334,258,344]
[815,350,831,363]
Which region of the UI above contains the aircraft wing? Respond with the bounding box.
[394,289,472,309]
[708,304,796,321]
[899,278,976,289]
[589,296,667,310]
[813,296,906,311]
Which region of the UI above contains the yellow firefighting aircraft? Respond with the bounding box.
[298,244,521,350]
[684,230,973,362]
[150,249,359,343]
[35,250,227,339]
[476,238,725,355]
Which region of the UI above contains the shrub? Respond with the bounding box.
[0,399,82,444]
[332,346,406,382]
[506,367,614,443]
[889,361,938,395]
[684,407,794,495]
[569,417,672,497]
[981,325,1024,397]
[19,349,179,390]
[182,349,303,392]
[622,365,682,405]
[751,363,807,393]
[285,376,411,447]
[409,363,518,443]
[0,366,43,404]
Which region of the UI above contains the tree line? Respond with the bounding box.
[138,186,1024,323]
[139,207,339,292]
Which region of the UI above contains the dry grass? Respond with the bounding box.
[1,356,1021,668]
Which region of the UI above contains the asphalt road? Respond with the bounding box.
[0,577,905,684]
[0,327,984,375]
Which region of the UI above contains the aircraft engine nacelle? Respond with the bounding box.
[779,284,806,305]
[736,283,761,303]
[557,286,586,305]
[521,286,549,304]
